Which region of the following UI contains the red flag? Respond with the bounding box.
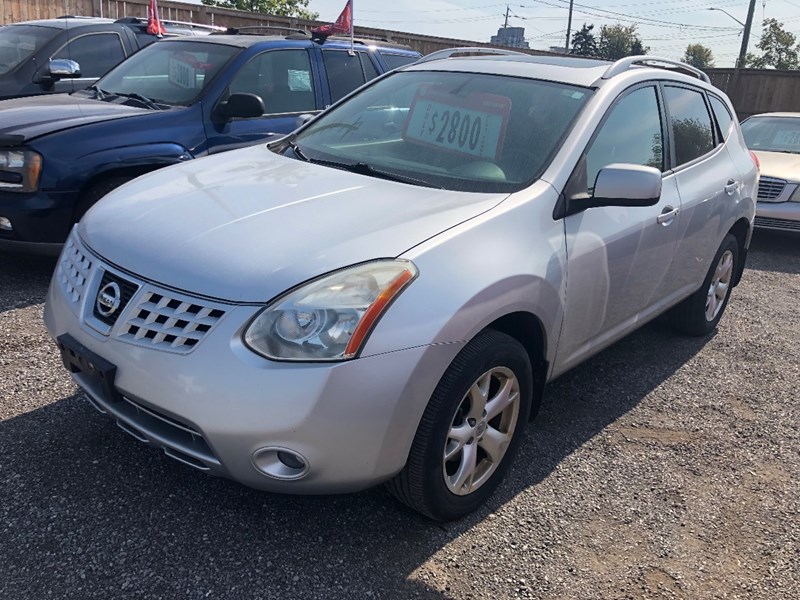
[147,0,166,37]
[312,0,352,37]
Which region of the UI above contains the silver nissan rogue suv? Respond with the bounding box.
[44,50,758,521]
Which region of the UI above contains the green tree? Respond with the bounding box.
[745,18,799,69]
[598,24,649,60]
[682,43,715,69]
[570,23,598,57]
[200,0,318,20]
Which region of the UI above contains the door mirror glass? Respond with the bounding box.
[591,164,662,207]
[218,92,265,119]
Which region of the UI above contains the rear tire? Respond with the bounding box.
[387,329,533,521]
[670,233,739,336]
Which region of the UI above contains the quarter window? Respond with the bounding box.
[708,94,734,142]
[578,86,663,195]
[53,33,126,78]
[664,86,714,165]
[229,50,316,115]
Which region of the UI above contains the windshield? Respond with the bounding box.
[741,116,800,154]
[289,70,591,193]
[0,25,54,76]
[92,41,239,106]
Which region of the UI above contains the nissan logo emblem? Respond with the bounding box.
[96,282,122,317]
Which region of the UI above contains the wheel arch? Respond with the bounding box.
[728,217,752,287]
[484,311,549,420]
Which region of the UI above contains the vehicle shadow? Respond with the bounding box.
[0,251,56,313]
[747,229,800,274]
[0,320,712,599]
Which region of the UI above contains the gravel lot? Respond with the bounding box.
[1,231,797,599]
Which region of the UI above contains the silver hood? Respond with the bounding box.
[79,144,507,303]
[752,149,800,182]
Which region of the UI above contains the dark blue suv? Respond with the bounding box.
[0,30,420,252]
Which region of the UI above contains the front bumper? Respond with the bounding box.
[0,188,78,249]
[43,241,461,494]
[755,201,800,233]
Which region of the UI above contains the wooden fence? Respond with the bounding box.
[706,68,800,120]
[3,0,800,118]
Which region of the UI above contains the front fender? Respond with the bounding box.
[44,143,193,190]
[362,183,567,377]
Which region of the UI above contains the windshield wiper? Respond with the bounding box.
[111,92,163,110]
[86,85,108,100]
[317,159,442,189]
[285,139,310,162]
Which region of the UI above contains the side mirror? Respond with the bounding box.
[46,59,81,81]
[217,93,265,119]
[589,164,662,208]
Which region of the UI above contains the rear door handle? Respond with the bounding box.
[725,179,738,195]
[657,205,679,225]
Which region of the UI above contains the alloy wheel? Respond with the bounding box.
[705,249,734,322]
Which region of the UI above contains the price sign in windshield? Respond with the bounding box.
[773,129,800,147]
[403,89,511,160]
[168,56,197,90]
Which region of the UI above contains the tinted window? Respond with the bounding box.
[94,41,238,106]
[708,94,734,141]
[360,53,379,82]
[322,50,371,103]
[664,86,714,165]
[381,53,418,71]
[229,49,316,115]
[54,33,126,78]
[0,25,54,75]
[578,86,663,194]
[292,71,591,193]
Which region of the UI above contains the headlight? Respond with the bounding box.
[790,184,800,202]
[244,260,418,361]
[0,149,43,193]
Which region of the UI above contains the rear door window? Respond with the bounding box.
[663,86,715,166]
[322,50,374,103]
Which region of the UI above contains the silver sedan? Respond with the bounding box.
[741,112,800,233]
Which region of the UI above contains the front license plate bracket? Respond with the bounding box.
[57,334,122,403]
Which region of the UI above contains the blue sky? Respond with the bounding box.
[309,0,800,66]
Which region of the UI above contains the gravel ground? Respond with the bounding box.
[1,231,798,599]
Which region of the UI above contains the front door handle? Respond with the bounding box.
[725,179,738,195]
[657,205,679,225]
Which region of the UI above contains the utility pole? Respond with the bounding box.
[730,0,758,106]
[504,4,510,29]
[565,0,574,53]
[737,0,757,68]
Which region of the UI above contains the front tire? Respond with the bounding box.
[387,330,533,521]
[670,233,739,336]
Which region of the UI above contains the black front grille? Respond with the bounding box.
[92,271,139,326]
[755,216,800,231]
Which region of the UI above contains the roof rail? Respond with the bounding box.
[602,55,711,84]
[114,17,225,32]
[215,25,310,36]
[416,47,528,64]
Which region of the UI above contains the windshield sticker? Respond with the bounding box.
[168,56,197,90]
[773,129,800,147]
[288,69,312,92]
[402,89,512,160]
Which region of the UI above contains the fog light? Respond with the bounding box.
[0,216,11,232]
[252,447,309,480]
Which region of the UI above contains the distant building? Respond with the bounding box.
[490,26,529,49]
[548,46,567,54]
